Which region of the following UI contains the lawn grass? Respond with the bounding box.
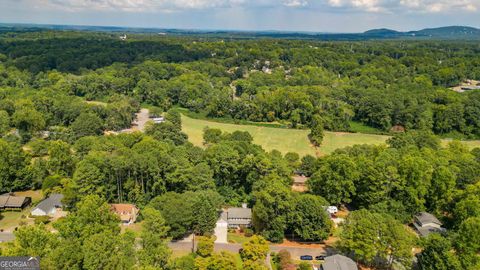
[227,232,251,244]
[0,190,44,232]
[182,114,480,156]
[182,115,389,156]
[0,210,30,231]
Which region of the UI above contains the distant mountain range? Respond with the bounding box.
[1,23,480,40]
[362,26,480,39]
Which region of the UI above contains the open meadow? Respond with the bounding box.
[182,115,390,156]
[182,115,480,156]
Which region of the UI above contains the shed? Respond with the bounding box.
[0,194,31,210]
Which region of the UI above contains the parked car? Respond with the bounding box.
[300,255,313,260]
[315,255,326,260]
[326,206,338,215]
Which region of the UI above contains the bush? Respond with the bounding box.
[34,216,51,225]
[244,228,254,237]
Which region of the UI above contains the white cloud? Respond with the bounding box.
[325,0,480,13]
[33,0,480,13]
[283,0,309,7]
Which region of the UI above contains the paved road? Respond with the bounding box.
[0,232,15,243]
[169,241,330,259]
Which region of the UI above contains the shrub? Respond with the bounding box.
[34,216,51,225]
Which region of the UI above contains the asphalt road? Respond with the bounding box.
[0,232,15,243]
[168,241,330,259]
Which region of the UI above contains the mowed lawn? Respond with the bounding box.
[181,115,389,156]
[182,115,480,156]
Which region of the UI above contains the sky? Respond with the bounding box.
[0,0,479,32]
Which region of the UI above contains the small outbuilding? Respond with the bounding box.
[31,194,64,216]
[321,255,358,270]
[0,194,31,210]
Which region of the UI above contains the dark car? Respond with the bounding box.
[300,255,313,260]
[315,255,326,260]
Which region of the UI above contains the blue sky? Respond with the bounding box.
[1,0,479,32]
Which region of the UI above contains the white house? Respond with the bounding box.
[413,212,446,237]
[31,194,64,216]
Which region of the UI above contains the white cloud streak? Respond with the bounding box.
[35,0,480,13]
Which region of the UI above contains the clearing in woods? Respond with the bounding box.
[181,115,480,156]
[181,115,389,156]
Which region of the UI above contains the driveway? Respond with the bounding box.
[121,108,150,133]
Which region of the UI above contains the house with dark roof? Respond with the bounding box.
[0,194,31,210]
[413,212,446,237]
[321,255,358,270]
[224,204,252,228]
[31,194,64,216]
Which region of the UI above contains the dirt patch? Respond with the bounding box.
[274,237,333,249]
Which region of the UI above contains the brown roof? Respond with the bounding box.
[110,204,138,223]
[0,195,30,208]
[0,196,9,208]
[110,204,138,214]
[292,175,309,184]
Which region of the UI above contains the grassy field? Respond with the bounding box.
[182,115,389,156]
[182,115,480,156]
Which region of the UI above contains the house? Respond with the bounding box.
[31,194,64,216]
[110,204,139,225]
[0,194,31,210]
[152,117,165,124]
[224,203,252,228]
[321,255,358,270]
[292,174,309,192]
[214,216,228,243]
[413,212,446,237]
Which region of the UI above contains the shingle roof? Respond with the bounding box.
[33,194,64,213]
[415,212,442,226]
[227,207,252,219]
[0,195,30,208]
[414,224,446,237]
[322,255,358,270]
[292,175,309,184]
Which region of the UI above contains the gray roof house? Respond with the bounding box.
[413,212,446,237]
[321,255,358,270]
[31,194,64,216]
[224,204,252,228]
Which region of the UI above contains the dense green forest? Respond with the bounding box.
[1,31,480,138]
[0,30,479,270]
